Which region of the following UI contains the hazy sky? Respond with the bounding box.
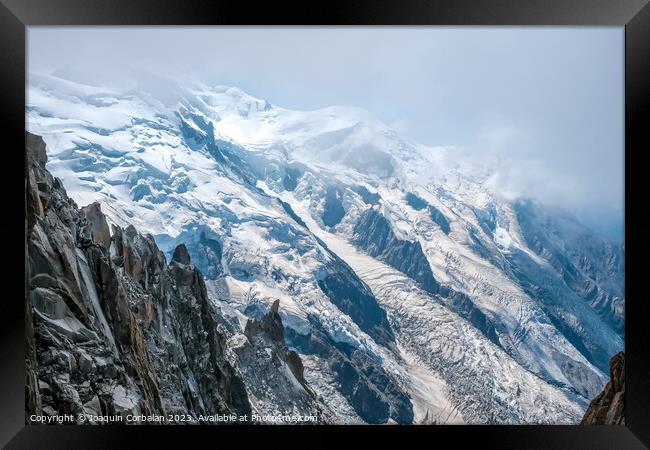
[28,27,624,239]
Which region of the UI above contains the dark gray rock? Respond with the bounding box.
[428,205,450,234]
[405,192,428,210]
[351,185,380,205]
[81,202,111,248]
[171,243,191,265]
[26,132,48,168]
[233,301,330,423]
[513,199,624,336]
[76,350,95,375]
[25,132,252,423]
[322,186,345,227]
[286,319,413,424]
[353,207,501,349]
[353,207,439,294]
[316,265,395,348]
[282,166,302,191]
[581,352,625,425]
[405,193,450,233]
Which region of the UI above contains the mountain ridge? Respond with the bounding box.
[26,73,624,424]
[25,132,326,423]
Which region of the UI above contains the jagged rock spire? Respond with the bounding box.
[81,202,111,248]
[172,243,191,265]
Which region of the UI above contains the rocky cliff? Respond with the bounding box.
[229,299,330,422]
[25,132,319,424]
[581,352,625,425]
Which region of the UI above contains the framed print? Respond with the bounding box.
[1,0,649,448]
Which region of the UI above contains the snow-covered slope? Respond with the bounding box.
[27,72,624,424]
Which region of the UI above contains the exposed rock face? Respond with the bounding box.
[171,243,191,265]
[581,352,625,425]
[282,166,302,191]
[353,207,500,348]
[354,207,439,294]
[351,185,380,205]
[317,253,396,349]
[26,132,254,422]
[428,205,450,235]
[513,200,624,337]
[80,202,111,248]
[27,78,627,424]
[231,300,330,423]
[285,320,414,425]
[322,186,345,227]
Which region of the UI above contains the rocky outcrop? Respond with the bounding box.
[171,243,191,265]
[513,199,624,336]
[405,192,450,234]
[25,132,252,423]
[353,207,500,347]
[81,202,111,248]
[428,205,450,235]
[322,186,345,227]
[351,185,380,205]
[353,207,439,294]
[229,300,329,423]
[317,254,396,349]
[282,166,302,191]
[581,352,625,425]
[285,319,413,425]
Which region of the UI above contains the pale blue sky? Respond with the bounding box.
[28,27,624,239]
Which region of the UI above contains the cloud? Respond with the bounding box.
[27,27,624,238]
[388,118,410,134]
[470,120,593,205]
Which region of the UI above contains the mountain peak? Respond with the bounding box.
[26,74,624,424]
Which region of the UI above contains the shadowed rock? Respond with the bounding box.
[581,352,625,425]
[81,202,111,248]
[236,301,328,422]
[171,243,191,265]
[25,132,252,423]
[26,132,47,168]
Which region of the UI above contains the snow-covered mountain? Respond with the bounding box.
[26,71,624,424]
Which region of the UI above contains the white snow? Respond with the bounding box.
[26,72,621,424]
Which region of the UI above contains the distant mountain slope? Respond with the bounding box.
[26,72,624,424]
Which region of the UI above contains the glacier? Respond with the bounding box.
[26,71,624,424]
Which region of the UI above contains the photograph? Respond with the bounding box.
[23,26,627,427]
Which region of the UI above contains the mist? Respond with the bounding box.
[28,26,624,240]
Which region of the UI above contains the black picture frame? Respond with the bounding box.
[1,0,648,448]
